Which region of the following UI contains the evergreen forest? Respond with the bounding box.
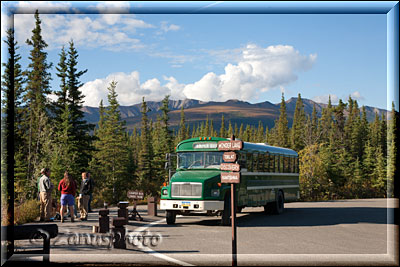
[1,12,397,213]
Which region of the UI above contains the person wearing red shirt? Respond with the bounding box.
[58,171,77,222]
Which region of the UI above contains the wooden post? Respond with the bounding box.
[231,183,237,267]
[218,135,241,267]
[230,135,237,267]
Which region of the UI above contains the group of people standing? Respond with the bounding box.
[38,168,95,223]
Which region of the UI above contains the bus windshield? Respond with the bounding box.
[178,152,224,169]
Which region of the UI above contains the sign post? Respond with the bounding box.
[218,136,242,267]
[127,190,144,221]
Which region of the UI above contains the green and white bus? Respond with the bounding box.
[160,137,299,225]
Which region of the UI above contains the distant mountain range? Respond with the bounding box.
[81,98,388,133]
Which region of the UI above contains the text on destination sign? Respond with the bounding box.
[217,140,243,151]
[220,163,241,172]
[220,172,241,184]
[223,152,237,162]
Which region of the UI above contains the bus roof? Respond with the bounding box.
[176,137,298,157]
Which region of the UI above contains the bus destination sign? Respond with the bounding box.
[222,152,237,162]
[220,172,240,184]
[220,163,240,172]
[193,142,218,149]
[217,140,243,151]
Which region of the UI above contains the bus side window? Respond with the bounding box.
[246,153,253,172]
[291,157,295,173]
[296,157,299,173]
[258,153,265,172]
[264,153,269,172]
[253,153,259,172]
[238,152,246,168]
[275,155,280,173]
[269,154,274,172]
[284,156,289,173]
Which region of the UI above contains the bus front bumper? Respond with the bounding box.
[160,199,224,211]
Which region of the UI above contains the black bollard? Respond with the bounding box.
[112,217,127,249]
[99,209,110,234]
[118,201,129,225]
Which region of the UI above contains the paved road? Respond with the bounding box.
[9,198,398,266]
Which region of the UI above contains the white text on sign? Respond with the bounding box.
[217,140,243,151]
[221,172,241,184]
[220,163,241,172]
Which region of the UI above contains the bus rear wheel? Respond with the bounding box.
[264,190,284,215]
[166,210,176,224]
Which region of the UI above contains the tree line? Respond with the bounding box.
[1,11,397,208]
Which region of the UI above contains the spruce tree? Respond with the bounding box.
[369,112,381,149]
[227,121,233,138]
[65,40,92,171]
[220,114,226,137]
[160,95,173,153]
[332,99,347,149]
[53,46,68,124]
[291,93,306,151]
[256,121,264,143]
[24,10,53,190]
[152,115,165,185]
[177,105,188,142]
[95,81,130,203]
[387,102,397,198]
[1,28,26,199]
[319,96,333,143]
[311,103,319,143]
[276,93,290,148]
[137,97,155,196]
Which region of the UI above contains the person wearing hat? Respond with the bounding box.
[39,168,54,222]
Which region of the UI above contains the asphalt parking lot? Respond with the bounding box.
[8,198,399,266]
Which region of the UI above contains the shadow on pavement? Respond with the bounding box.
[154,207,393,228]
[237,206,393,227]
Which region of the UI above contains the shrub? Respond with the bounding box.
[14,199,40,225]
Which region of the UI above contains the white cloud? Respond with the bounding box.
[13,13,153,51]
[313,91,365,105]
[80,44,317,106]
[350,91,364,101]
[182,44,317,102]
[312,94,339,104]
[80,71,177,107]
[160,21,181,32]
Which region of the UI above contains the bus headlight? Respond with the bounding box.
[162,189,168,195]
[211,189,220,197]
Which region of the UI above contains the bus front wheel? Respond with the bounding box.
[166,210,176,224]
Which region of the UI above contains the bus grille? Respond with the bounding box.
[171,183,202,198]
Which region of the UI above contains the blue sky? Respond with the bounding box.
[1,1,392,110]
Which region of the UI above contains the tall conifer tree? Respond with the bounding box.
[291,93,306,151]
[276,93,290,148]
[24,10,53,189]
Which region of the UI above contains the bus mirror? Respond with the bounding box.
[165,162,170,170]
[165,153,170,160]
